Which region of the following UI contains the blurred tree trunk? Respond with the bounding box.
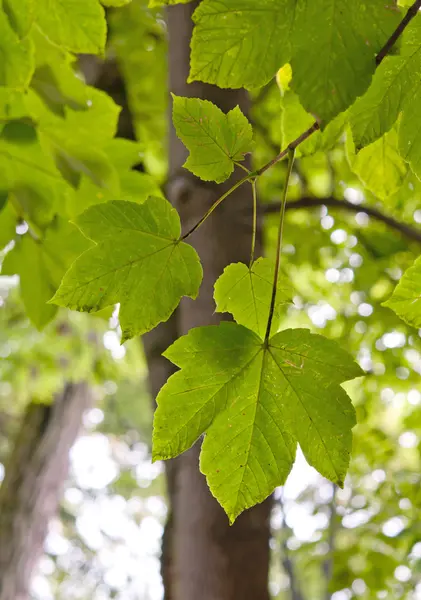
[0,382,90,600]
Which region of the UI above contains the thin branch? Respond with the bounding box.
[264,196,421,244]
[376,0,421,65]
[179,173,250,240]
[256,123,320,177]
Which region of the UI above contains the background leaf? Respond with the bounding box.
[35,0,107,54]
[383,256,421,328]
[51,198,203,341]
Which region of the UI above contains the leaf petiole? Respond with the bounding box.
[264,148,295,343]
[249,179,257,266]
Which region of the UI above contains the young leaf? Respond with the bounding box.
[214,258,293,339]
[383,256,421,328]
[51,198,203,341]
[172,95,253,183]
[348,129,407,201]
[350,15,421,149]
[153,322,362,523]
[35,0,107,54]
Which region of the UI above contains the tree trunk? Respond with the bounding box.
[83,8,272,596]
[155,4,272,600]
[0,382,90,600]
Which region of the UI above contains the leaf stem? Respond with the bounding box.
[234,161,251,174]
[249,179,257,266]
[180,174,250,241]
[264,148,295,343]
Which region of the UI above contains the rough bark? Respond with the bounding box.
[0,382,90,600]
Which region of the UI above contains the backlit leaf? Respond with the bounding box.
[348,129,407,200]
[172,95,253,183]
[35,0,107,54]
[51,198,203,341]
[153,322,362,522]
[350,15,421,149]
[214,258,293,339]
[0,9,34,88]
[2,219,89,329]
[383,256,421,328]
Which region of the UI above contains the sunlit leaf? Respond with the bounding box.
[383,256,421,328]
[2,219,89,329]
[172,95,253,183]
[35,0,107,54]
[51,198,203,341]
[153,322,362,522]
[214,258,293,339]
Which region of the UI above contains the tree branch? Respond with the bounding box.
[376,0,421,65]
[264,196,421,244]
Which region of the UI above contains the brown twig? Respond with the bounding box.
[376,0,421,65]
[263,196,421,244]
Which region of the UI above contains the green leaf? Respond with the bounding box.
[172,95,253,183]
[35,0,107,54]
[290,0,400,123]
[189,0,294,90]
[350,15,421,149]
[398,89,421,180]
[101,0,132,5]
[189,0,399,121]
[51,198,203,341]
[65,171,162,218]
[0,9,34,88]
[0,89,29,120]
[52,143,119,192]
[2,235,58,328]
[2,219,89,329]
[149,0,192,5]
[214,258,293,339]
[0,121,65,228]
[103,138,144,171]
[348,129,407,201]
[280,90,346,157]
[383,256,421,328]
[153,322,362,522]
[0,201,17,250]
[3,0,34,37]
